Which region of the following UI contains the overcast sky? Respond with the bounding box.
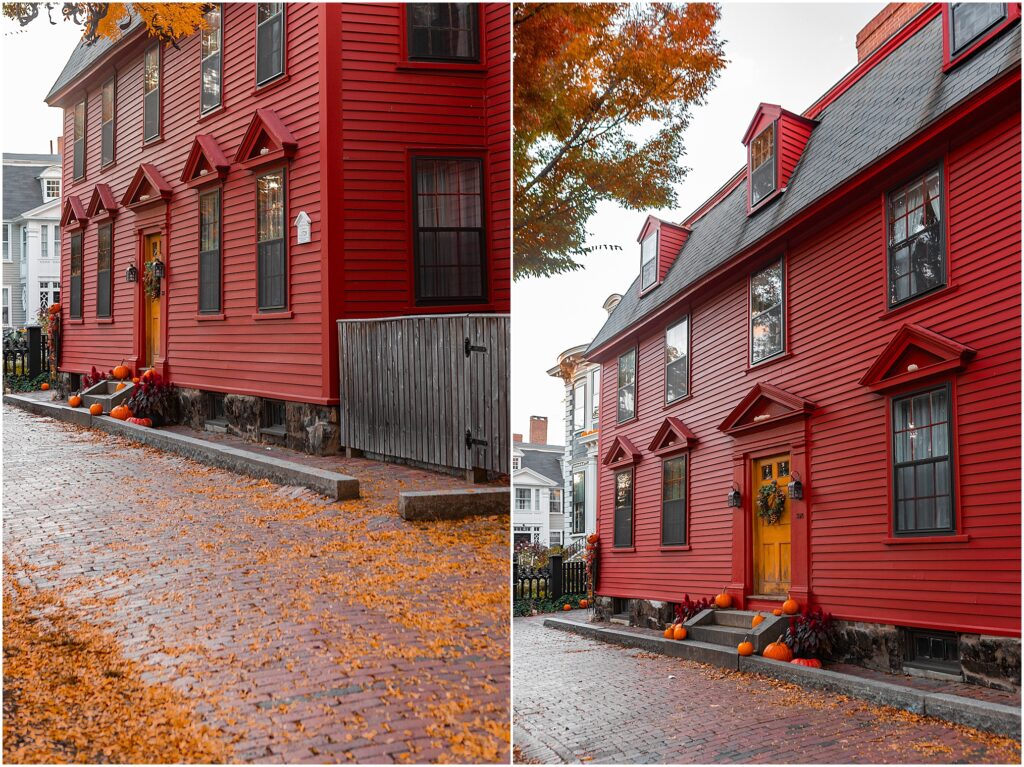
[2,10,83,153]
[512,2,885,446]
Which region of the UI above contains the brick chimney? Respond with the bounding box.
[529,416,548,445]
[856,3,925,62]
[56,136,64,156]
[513,433,523,443]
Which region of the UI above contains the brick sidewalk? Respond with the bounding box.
[513,614,1020,764]
[3,405,510,763]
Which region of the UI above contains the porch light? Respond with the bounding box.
[125,264,138,283]
[727,484,741,508]
[152,259,165,279]
[789,472,804,501]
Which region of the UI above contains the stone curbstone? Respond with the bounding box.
[4,394,359,501]
[924,693,1021,739]
[399,487,509,520]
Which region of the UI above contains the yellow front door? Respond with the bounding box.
[144,234,161,368]
[753,454,792,596]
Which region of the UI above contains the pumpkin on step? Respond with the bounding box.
[737,640,754,657]
[751,613,764,628]
[68,395,82,408]
[663,626,674,639]
[40,382,49,391]
[127,417,153,427]
[782,596,800,615]
[115,382,127,391]
[791,658,822,668]
[579,599,589,609]
[714,590,733,609]
[772,608,783,616]
[562,603,571,611]
[89,403,103,416]
[763,640,793,662]
[673,625,687,641]
[110,405,132,421]
[112,363,131,380]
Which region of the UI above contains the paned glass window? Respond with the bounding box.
[893,386,955,535]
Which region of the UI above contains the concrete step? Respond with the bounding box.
[609,614,630,626]
[712,610,765,629]
[688,623,758,647]
[683,607,788,652]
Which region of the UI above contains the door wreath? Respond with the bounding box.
[756,480,786,525]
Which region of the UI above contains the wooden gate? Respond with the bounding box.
[337,314,510,476]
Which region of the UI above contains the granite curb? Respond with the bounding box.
[543,616,1021,739]
[4,394,359,501]
[399,487,510,520]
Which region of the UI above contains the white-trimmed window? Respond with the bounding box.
[750,123,776,206]
[2,225,9,261]
[514,488,531,511]
[750,258,784,364]
[549,488,562,515]
[640,231,658,291]
[45,179,61,199]
[20,227,27,262]
[512,455,521,471]
[665,316,689,402]
[2,287,9,325]
[573,380,585,431]
[201,4,223,112]
[590,368,600,424]
[39,281,59,311]
[572,471,585,535]
[550,530,563,547]
[40,225,49,259]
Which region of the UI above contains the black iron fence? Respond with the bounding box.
[513,555,587,602]
[3,327,49,379]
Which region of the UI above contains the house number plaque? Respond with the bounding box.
[295,211,311,244]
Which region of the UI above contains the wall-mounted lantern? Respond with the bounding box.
[152,258,165,279]
[727,484,742,508]
[125,263,138,283]
[789,472,804,501]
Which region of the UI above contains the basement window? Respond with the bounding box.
[749,123,776,206]
[261,398,286,435]
[904,628,960,675]
[206,392,227,427]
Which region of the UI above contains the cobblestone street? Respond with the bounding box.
[513,615,1021,764]
[3,406,510,763]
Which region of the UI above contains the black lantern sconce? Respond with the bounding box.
[727,484,742,508]
[789,472,804,501]
[152,258,165,279]
[125,263,138,283]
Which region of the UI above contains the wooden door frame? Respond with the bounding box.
[132,217,169,379]
[750,451,793,597]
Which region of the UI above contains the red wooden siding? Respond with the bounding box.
[777,112,814,190]
[596,110,1021,638]
[657,223,689,283]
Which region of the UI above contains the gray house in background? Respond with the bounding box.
[512,417,564,549]
[3,153,62,329]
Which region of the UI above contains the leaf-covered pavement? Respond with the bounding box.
[3,405,510,763]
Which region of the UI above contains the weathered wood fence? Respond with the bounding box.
[338,314,510,477]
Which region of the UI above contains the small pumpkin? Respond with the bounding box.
[673,625,687,641]
[737,641,754,657]
[89,403,103,416]
[586,533,599,544]
[763,640,793,662]
[131,377,140,384]
[128,417,153,427]
[68,395,82,408]
[562,603,571,611]
[714,590,733,609]
[112,363,131,380]
[772,608,783,616]
[579,599,589,609]
[115,382,127,391]
[791,658,822,668]
[663,626,674,639]
[48,303,61,314]
[782,596,800,615]
[40,382,50,391]
[110,405,132,421]
[751,613,764,628]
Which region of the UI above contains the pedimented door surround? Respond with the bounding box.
[719,382,814,610]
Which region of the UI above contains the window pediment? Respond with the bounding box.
[648,417,697,456]
[85,184,119,220]
[234,108,298,171]
[60,195,88,230]
[181,134,231,188]
[121,163,173,210]
[719,382,814,435]
[602,434,642,467]
[859,323,975,393]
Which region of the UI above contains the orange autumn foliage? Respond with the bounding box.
[2,3,208,46]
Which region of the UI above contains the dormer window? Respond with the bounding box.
[951,3,1005,56]
[640,231,658,291]
[44,179,60,200]
[749,123,776,206]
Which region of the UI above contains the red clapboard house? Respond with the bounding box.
[45,3,510,454]
[586,3,1021,688]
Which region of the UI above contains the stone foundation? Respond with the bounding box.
[285,401,340,456]
[177,387,205,430]
[832,620,903,674]
[961,634,1021,692]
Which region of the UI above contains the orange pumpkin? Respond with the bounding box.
[89,403,103,416]
[112,364,131,380]
[68,395,82,408]
[586,533,599,544]
[110,405,132,421]
[579,599,589,609]
[131,377,140,384]
[737,641,754,657]
[562,603,571,611]
[772,608,783,616]
[751,613,764,628]
[128,417,153,427]
[40,382,49,391]
[48,303,61,314]
[673,625,687,641]
[791,658,822,668]
[115,382,126,391]
[763,640,793,662]
[714,590,733,609]
[663,626,674,639]
[782,597,800,615]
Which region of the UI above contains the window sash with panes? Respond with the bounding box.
[143,46,160,142]
[256,3,285,85]
[892,386,955,535]
[20,226,27,262]
[750,259,784,364]
[514,488,531,511]
[39,281,59,311]
[750,124,775,205]
[512,455,521,470]
[96,224,112,318]
[640,231,658,291]
[413,158,485,303]
[2,225,9,261]
[888,169,944,306]
[198,189,221,313]
[73,100,86,179]
[590,368,600,424]
[40,225,48,259]
[45,179,60,199]
[407,3,479,62]
[662,455,687,546]
[572,471,585,534]
[950,3,1006,56]
[614,469,633,547]
[1,287,8,326]
[70,233,83,318]
[101,77,115,166]
[617,348,636,422]
[256,170,287,310]
[201,5,222,112]
[549,488,562,515]
[573,380,585,431]
[665,316,689,402]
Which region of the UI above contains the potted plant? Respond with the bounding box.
[125,371,178,426]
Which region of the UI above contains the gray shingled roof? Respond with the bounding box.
[588,15,1021,354]
[45,15,143,102]
[3,153,62,164]
[519,446,563,484]
[3,163,51,221]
